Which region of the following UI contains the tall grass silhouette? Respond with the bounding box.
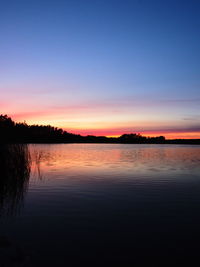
[0,144,31,216]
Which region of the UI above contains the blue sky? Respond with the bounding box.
[1,0,200,138]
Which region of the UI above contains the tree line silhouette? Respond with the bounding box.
[0,114,199,144]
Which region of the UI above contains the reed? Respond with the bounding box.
[0,144,31,216]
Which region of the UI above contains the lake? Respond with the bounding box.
[1,144,200,266]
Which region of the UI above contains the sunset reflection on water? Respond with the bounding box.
[30,144,200,181]
[1,144,200,266]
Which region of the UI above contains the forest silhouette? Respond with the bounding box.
[0,114,199,144]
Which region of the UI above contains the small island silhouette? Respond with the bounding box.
[0,114,199,144]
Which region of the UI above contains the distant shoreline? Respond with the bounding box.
[1,115,200,145]
[2,141,200,145]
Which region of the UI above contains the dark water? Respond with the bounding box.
[1,144,200,266]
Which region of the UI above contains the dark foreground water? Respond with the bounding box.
[0,144,200,266]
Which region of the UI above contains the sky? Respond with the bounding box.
[1,0,200,139]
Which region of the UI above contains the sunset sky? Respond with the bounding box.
[1,0,200,139]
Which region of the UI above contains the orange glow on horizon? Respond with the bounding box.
[6,112,200,140]
[69,130,200,140]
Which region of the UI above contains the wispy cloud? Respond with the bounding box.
[5,95,200,139]
[164,98,200,103]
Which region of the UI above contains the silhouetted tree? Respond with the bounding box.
[0,114,199,144]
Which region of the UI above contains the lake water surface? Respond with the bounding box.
[1,144,200,266]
